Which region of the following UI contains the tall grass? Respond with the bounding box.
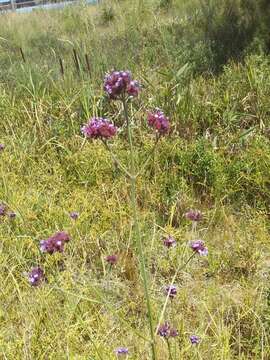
[0,0,270,358]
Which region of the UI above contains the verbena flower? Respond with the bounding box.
[165,285,177,299]
[40,231,70,254]
[28,267,44,286]
[190,335,200,345]
[158,322,178,338]
[104,70,140,99]
[185,210,202,222]
[189,240,208,256]
[163,236,176,248]
[147,109,170,135]
[0,144,4,151]
[127,80,140,97]
[81,117,117,140]
[70,211,79,220]
[105,254,118,265]
[157,322,170,337]
[115,347,129,356]
[0,204,6,216]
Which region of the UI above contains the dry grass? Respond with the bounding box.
[0,0,270,358]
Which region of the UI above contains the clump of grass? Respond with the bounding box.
[158,0,173,10]
[100,3,115,25]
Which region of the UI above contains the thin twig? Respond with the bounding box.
[85,53,91,76]
[59,57,64,77]
[19,47,26,63]
[73,48,80,76]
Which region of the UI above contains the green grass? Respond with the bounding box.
[0,0,270,358]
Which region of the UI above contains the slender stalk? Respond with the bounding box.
[122,96,157,360]
[156,252,196,335]
[86,335,104,360]
[59,57,64,77]
[102,140,131,178]
[19,47,26,63]
[55,285,150,342]
[136,135,160,178]
[192,221,197,238]
[166,339,174,360]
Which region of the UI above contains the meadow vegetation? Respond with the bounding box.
[0,0,270,358]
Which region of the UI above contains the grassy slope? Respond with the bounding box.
[0,0,270,358]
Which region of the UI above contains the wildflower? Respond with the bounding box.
[163,236,176,248]
[40,231,70,254]
[190,335,200,345]
[28,267,44,287]
[8,211,16,219]
[115,347,129,356]
[0,204,6,216]
[189,240,208,256]
[185,210,202,222]
[70,211,79,220]
[127,80,140,97]
[165,285,177,299]
[105,254,118,265]
[157,322,170,337]
[0,144,4,151]
[147,109,170,135]
[104,70,140,99]
[158,322,178,338]
[81,117,117,140]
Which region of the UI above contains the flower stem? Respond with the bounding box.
[156,252,196,335]
[166,339,174,360]
[122,96,157,360]
[136,135,160,178]
[102,140,131,178]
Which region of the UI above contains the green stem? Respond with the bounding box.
[156,252,196,335]
[136,135,160,178]
[122,96,157,360]
[166,339,174,360]
[102,140,131,178]
[192,221,197,239]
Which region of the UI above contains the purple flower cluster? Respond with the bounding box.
[71,70,205,351]
[163,235,176,248]
[165,285,177,299]
[115,347,129,356]
[82,117,117,140]
[104,70,140,99]
[40,231,71,254]
[26,232,70,287]
[185,210,203,222]
[189,239,208,256]
[158,322,178,338]
[70,211,79,220]
[190,335,200,345]
[147,109,170,135]
[0,144,4,151]
[105,254,118,265]
[28,267,45,287]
